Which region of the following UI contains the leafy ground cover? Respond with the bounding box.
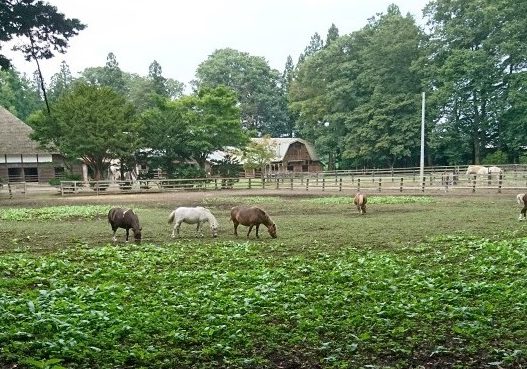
[1,193,526,368]
[0,205,111,221]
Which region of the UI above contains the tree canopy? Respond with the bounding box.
[29,83,139,180]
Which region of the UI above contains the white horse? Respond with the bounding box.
[517,193,526,221]
[168,206,219,238]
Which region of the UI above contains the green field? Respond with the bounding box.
[1,193,526,368]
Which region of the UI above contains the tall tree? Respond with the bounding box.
[325,23,339,47]
[48,60,74,101]
[29,83,139,180]
[423,0,527,164]
[0,66,42,120]
[81,52,126,94]
[290,5,424,168]
[194,48,289,136]
[0,0,85,113]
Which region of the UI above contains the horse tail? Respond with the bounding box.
[168,210,176,224]
[518,194,526,206]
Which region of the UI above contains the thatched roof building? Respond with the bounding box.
[0,106,63,182]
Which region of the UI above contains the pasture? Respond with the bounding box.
[1,192,526,368]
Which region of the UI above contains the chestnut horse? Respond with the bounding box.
[517,193,526,221]
[354,192,367,214]
[230,206,277,239]
[108,207,142,243]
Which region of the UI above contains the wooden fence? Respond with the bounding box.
[51,171,527,196]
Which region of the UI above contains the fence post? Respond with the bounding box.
[306,178,309,191]
[421,178,425,193]
[262,178,266,189]
[488,174,492,187]
[276,178,279,189]
[339,178,343,192]
[378,178,382,192]
[215,179,218,190]
[472,175,477,193]
[290,177,294,190]
[322,177,325,191]
[400,178,403,192]
[248,178,252,189]
[498,174,502,193]
[357,178,361,192]
[316,173,319,186]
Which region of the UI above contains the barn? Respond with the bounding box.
[0,106,72,183]
[248,137,322,177]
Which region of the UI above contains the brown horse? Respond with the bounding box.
[108,207,142,243]
[230,206,277,239]
[354,192,367,214]
[517,193,526,221]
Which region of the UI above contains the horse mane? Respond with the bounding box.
[256,207,273,226]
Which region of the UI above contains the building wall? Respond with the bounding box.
[0,155,83,183]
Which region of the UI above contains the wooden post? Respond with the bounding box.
[339,178,342,192]
[306,178,309,191]
[248,178,252,189]
[399,178,403,192]
[421,178,425,192]
[498,174,502,194]
[322,177,325,191]
[357,178,361,192]
[487,174,491,187]
[214,178,218,190]
[290,177,293,190]
[262,178,266,189]
[472,175,477,193]
[378,178,382,192]
[276,178,279,189]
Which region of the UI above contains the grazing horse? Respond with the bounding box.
[517,193,527,221]
[108,207,142,243]
[230,206,277,239]
[168,206,219,238]
[353,192,367,214]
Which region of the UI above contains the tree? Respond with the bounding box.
[29,83,139,180]
[0,66,42,120]
[240,136,276,179]
[81,52,127,94]
[0,0,85,113]
[48,60,74,101]
[290,5,424,168]
[182,86,248,170]
[325,23,339,47]
[140,86,247,176]
[194,48,289,136]
[423,0,527,164]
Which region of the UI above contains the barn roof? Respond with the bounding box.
[250,137,320,162]
[0,106,54,155]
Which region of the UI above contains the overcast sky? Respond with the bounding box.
[7,0,428,88]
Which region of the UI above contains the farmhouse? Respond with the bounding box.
[247,137,322,177]
[0,106,72,183]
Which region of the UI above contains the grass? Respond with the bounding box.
[1,193,527,368]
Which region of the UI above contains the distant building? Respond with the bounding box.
[246,137,322,177]
[0,106,76,183]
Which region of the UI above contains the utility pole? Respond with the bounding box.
[420,92,425,185]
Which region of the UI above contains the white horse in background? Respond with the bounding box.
[517,193,526,221]
[168,206,219,238]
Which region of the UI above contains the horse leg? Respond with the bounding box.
[111,226,118,242]
[173,220,182,238]
[521,205,527,221]
[255,224,260,238]
[233,221,239,237]
[246,225,253,238]
[196,222,203,238]
[125,228,130,242]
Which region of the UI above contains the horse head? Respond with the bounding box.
[133,226,142,244]
[267,223,277,238]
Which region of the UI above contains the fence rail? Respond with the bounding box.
[49,172,527,196]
